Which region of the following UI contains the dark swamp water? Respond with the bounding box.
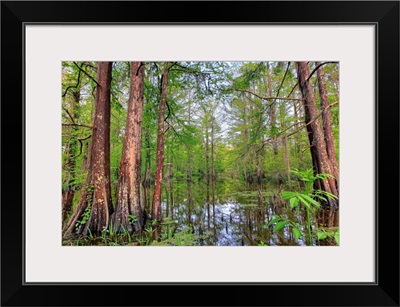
[63,180,338,246]
[156,181,339,246]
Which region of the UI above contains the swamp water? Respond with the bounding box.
[64,181,338,246]
[151,181,338,246]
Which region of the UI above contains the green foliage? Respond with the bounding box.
[283,169,338,207]
[292,227,302,241]
[317,227,339,245]
[128,215,138,225]
[152,226,198,246]
[268,214,303,242]
[75,202,91,230]
[62,61,339,246]
[280,169,338,245]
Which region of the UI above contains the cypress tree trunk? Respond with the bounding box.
[152,63,169,223]
[296,62,338,206]
[187,95,193,227]
[283,136,291,187]
[62,91,80,224]
[266,62,278,155]
[205,126,210,228]
[168,155,174,218]
[112,62,145,233]
[256,151,262,207]
[211,120,216,208]
[316,62,339,182]
[63,62,113,237]
[142,133,151,212]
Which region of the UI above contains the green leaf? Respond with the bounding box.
[334,231,340,245]
[282,191,296,200]
[297,194,311,210]
[268,217,280,226]
[316,173,334,180]
[289,197,299,209]
[301,194,321,208]
[322,190,339,200]
[292,227,301,240]
[317,231,327,240]
[258,240,268,246]
[313,194,327,202]
[274,221,287,231]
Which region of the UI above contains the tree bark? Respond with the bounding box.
[63,62,113,237]
[112,62,145,233]
[142,133,151,212]
[187,98,193,227]
[266,62,278,155]
[205,125,210,228]
[62,91,80,224]
[256,151,262,207]
[292,99,301,154]
[168,155,174,218]
[296,62,338,206]
[211,119,216,208]
[152,63,170,223]
[316,62,339,182]
[283,136,291,186]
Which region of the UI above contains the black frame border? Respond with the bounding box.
[1,1,399,306]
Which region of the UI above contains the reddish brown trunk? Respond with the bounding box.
[62,151,75,224]
[113,62,145,232]
[63,62,113,237]
[303,91,322,190]
[62,189,74,224]
[152,63,169,223]
[143,148,151,211]
[296,62,338,206]
[134,66,145,216]
[316,62,339,182]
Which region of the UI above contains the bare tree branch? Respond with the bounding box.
[284,101,338,139]
[272,62,291,105]
[285,62,338,100]
[62,106,76,124]
[235,88,303,102]
[73,61,100,86]
[62,123,93,129]
[256,101,339,153]
[62,65,82,98]
[76,134,92,158]
[307,61,338,82]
